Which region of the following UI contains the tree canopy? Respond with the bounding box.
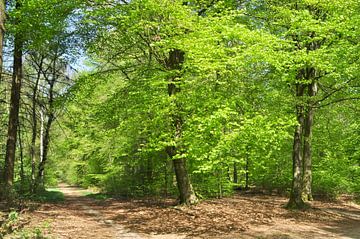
[0,0,359,209]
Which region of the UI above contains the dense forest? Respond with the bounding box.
[0,0,359,218]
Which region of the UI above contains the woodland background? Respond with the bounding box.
[0,0,359,210]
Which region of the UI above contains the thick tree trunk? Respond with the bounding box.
[4,6,23,186]
[302,80,317,201]
[173,158,197,204]
[287,84,307,209]
[165,49,197,205]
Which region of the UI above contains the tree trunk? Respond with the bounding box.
[0,0,5,81]
[4,1,23,186]
[30,57,43,192]
[18,122,25,192]
[233,162,238,184]
[173,158,197,204]
[0,0,4,188]
[37,52,59,188]
[245,151,249,190]
[163,159,169,197]
[37,106,45,188]
[37,70,56,187]
[165,49,197,205]
[302,80,317,201]
[38,112,54,186]
[146,157,153,184]
[287,84,307,209]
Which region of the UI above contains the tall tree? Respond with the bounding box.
[246,0,360,208]
[4,0,23,187]
[165,49,197,204]
[28,53,44,190]
[0,0,5,79]
[37,50,62,187]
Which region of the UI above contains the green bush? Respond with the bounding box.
[313,171,352,200]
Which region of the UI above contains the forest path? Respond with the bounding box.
[23,184,360,239]
[28,183,185,239]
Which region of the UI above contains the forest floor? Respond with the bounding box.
[10,184,360,239]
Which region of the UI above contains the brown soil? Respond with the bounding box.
[17,184,360,239]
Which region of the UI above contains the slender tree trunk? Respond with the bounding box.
[0,0,5,183]
[30,58,43,192]
[233,162,238,184]
[302,79,317,201]
[146,157,153,183]
[37,106,45,188]
[245,151,249,190]
[18,122,24,192]
[287,84,307,209]
[217,167,223,198]
[164,160,169,197]
[38,112,54,186]
[0,0,5,81]
[165,49,197,205]
[4,1,23,186]
[37,55,57,188]
[37,78,55,187]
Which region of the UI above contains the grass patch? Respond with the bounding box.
[84,192,111,200]
[33,188,64,203]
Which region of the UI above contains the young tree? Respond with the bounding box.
[37,49,68,187]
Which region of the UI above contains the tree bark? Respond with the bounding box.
[287,83,307,209]
[36,106,44,188]
[18,122,25,192]
[4,0,23,186]
[173,158,197,204]
[302,79,317,201]
[30,56,43,191]
[37,59,56,187]
[0,0,5,81]
[38,110,54,186]
[165,49,197,205]
[0,0,5,187]
[233,162,238,184]
[245,151,249,190]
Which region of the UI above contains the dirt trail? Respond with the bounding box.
[28,184,185,239]
[23,184,360,239]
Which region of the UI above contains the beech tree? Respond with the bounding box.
[247,0,360,208]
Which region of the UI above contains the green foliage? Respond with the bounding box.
[0,211,27,238]
[44,0,360,202]
[31,189,65,203]
[84,193,110,200]
[2,0,358,204]
[8,226,49,239]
